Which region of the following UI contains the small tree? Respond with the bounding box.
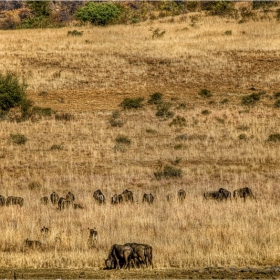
[75,2,121,26]
[0,72,28,112]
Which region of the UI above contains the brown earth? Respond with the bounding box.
[2,267,280,279]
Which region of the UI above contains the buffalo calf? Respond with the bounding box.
[41,226,50,237]
[178,189,186,201]
[142,193,154,204]
[66,191,75,202]
[88,228,98,248]
[122,189,133,203]
[24,238,42,249]
[40,196,49,205]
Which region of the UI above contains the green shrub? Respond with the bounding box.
[9,133,28,145]
[109,110,125,127]
[203,1,235,16]
[0,110,7,120]
[186,1,199,12]
[268,134,280,142]
[156,102,174,119]
[115,135,131,145]
[119,97,144,110]
[198,89,212,98]
[148,92,163,105]
[201,110,211,115]
[175,134,188,141]
[169,116,186,127]
[188,134,207,141]
[174,144,184,150]
[238,134,247,140]
[242,92,264,106]
[0,72,28,112]
[146,128,157,134]
[67,30,83,36]
[32,106,53,117]
[224,30,232,35]
[55,112,74,121]
[114,134,131,152]
[50,144,63,150]
[277,9,280,20]
[220,98,229,104]
[252,1,275,10]
[25,1,50,17]
[20,98,34,120]
[75,2,121,26]
[151,28,166,39]
[176,103,186,110]
[154,165,182,180]
[21,16,53,29]
[274,100,280,108]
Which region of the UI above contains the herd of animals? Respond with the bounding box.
[1,187,255,270]
[0,186,255,209]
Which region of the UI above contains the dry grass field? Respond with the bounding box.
[0,10,280,276]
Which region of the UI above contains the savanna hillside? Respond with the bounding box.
[0,2,280,271]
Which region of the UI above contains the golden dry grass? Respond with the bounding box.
[0,13,280,270]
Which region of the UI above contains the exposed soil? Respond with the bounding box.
[2,267,280,279]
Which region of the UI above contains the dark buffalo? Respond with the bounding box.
[178,189,186,201]
[50,192,59,205]
[93,189,106,204]
[24,238,42,249]
[87,228,98,248]
[40,196,49,205]
[125,243,153,268]
[6,196,24,207]
[105,244,134,269]
[233,187,255,200]
[74,203,84,209]
[219,188,231,200]
[41,226,50,237]
[142,193,154,204]
[203,191,223,201]
[0,195,6,206]
[66,191,75,202]
[122,189,133,203]
[58,197,72,210]
[111,194,123,205]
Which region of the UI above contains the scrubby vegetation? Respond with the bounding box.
[0,6,280,274]
[75,2,121,26]
[1,1,280,30]
[119,97,144,110]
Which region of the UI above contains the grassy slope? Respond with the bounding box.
[0,13,280,269]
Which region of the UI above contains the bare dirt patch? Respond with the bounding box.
[2,267,280,279]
